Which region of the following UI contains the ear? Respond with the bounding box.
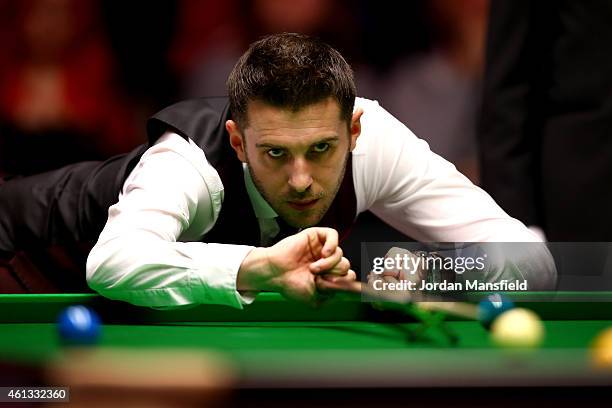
[349,108,363,151]
[226,120,247,162]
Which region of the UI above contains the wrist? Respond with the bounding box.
[237,247,276,292]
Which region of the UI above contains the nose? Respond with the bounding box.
[287,157,313,193]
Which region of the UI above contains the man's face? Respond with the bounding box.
[227,97,362,228]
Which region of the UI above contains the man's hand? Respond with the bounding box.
[367,247,428,306]
[368,247,427,284]
[237,227,355,305]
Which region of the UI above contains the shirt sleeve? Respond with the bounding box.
[86,132,256,309]
[352,99,556,288]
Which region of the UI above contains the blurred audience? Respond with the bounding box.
[174,0,358,98]
[355,0,489,183]
[0,0,487,186]
[100,0,179,110]
[0,0,141,176]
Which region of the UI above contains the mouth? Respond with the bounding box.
[287,198,320,211]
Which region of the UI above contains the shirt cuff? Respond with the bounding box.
[187,243,256,309]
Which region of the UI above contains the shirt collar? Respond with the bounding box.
[243,163,278,219]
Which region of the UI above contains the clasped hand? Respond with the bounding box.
[237,228,356,306]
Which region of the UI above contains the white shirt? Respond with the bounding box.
[86,98,555,309]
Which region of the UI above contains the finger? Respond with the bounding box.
[315,271,357,292]
[315,227,338,257]
[320,269,357,283]
[306,229,325,257]
[384,246,412,258]
[315,275,337,292]
[382,247,416,279]
[381,267,401,279]
[309,247,343,273]
[382,274,400,284]
[321,256,351,276]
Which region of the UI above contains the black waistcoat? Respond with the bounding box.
[146,97,358,246]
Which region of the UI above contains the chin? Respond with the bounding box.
[278,203,329,229]
[282,213,322,229]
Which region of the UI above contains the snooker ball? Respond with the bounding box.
[477,293,515,328]
[490,308,544,348]
[57,305,101,345]
[590,327,612,368]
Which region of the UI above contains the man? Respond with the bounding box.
[0,33,555,307]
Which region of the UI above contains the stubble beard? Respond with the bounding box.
[245,152,349,229]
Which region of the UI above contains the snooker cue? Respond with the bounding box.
[327,279,479,321]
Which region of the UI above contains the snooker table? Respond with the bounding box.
[1,292,612,406]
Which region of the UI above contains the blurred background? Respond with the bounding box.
[0,0,487,182]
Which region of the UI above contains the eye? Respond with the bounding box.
[267,148,285,158]
[312,143,330,153]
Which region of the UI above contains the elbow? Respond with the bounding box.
[86,248,108,293]
[517,242,558,290]
[537,244,558,290]
[484,242,558,290]
[86,241,123,294]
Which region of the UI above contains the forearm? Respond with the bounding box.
[236,247,276,292]
[434,242,557,290]
[86,234,255,309]
[380,242,556,291]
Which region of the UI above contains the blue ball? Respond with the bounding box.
[57,305,101,344]
[478,294,515,328]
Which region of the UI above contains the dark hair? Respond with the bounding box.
[227,33,356,128]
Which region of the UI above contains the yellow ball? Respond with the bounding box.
[490,308,544,348]
[591,327,612,368]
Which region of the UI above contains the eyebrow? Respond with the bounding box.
[255,136,340,149]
